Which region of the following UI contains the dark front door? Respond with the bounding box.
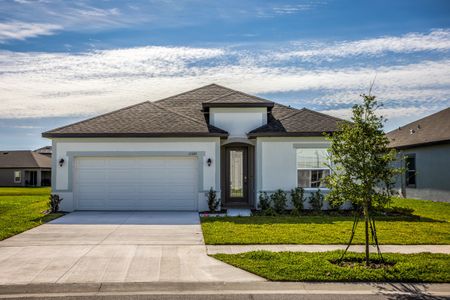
[225,147,248,205]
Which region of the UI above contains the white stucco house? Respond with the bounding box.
[43,84,345,212]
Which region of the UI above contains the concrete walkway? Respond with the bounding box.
[207,244,450,254]
[0,212,263,285]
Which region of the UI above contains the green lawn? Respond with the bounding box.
[201,197,450,245]
[0,187,62,240]
[213,251,450,282]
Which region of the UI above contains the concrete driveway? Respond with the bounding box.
[0,212,263,284]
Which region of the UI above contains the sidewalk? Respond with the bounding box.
[206,244,450,254]
[0,282,449,299]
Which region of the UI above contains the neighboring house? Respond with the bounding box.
[0,151,51,187]
[43,84,344,212]
[34,146,52,157]
[387,107,450,202]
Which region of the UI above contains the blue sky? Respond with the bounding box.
[0,0,449,149]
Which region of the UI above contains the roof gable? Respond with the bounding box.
[387,107,450,148]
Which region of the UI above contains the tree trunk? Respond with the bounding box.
[364,203,370,266]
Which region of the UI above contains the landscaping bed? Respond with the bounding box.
[0,187,63,240]
[201,197,450,245]
[212,250,450,282]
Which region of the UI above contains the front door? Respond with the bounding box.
[225,147,248,205]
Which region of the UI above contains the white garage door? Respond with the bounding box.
[74,156,198,211]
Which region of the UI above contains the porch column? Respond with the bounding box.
[36,170,42,187]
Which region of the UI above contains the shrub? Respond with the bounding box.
[49,194,63,213]
[309,189,324,212]
[271,189,287,214]
[290,187,305,215]
[258,192,271,211]
[207,187,220,212]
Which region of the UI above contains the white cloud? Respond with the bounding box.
[320,106,443,132]
[272,4,314,15]
[276,29,450,60]
[0,21,61,42]
[0,44,449,124]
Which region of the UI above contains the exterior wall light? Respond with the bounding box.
[59,158,65,167]
[207,158,212,166]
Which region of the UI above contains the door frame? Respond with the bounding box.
[221,143,255,208]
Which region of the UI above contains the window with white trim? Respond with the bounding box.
[296,148,330,188]
[405,154,416,188]
[14,171,21,183]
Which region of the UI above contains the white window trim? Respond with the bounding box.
[296,148,331,189]
[14,170,21,183]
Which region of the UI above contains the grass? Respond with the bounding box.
[201,197,450,245]
[0,187,62,240]
[213,251,450,282]
[0,187,52,196]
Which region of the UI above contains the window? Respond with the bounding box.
[297,148,330,188]
[405,154,416,188]
[14,171,21,183]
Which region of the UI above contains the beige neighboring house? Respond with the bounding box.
[387,107,450,202]
[0,151,51,187]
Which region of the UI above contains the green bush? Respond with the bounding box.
[207,188,220,212]
[309,189,324,212]
[48,194,63,213]
[258,192,271,211]
[271,189,287,214]
[290,187,305,215]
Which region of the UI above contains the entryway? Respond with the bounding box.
[222,143,255,208]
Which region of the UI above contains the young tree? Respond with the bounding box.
[325,94,401,266]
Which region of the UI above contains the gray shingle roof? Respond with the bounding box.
[387,107,450,149]
[43,84,345,138]
[0,151,51,169]
[248,107,345,137]
[204,91,274,105]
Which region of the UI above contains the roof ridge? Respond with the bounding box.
[149,101,208,127]
[150,101,228,133]
[30,151,44,168]
[230,90,274,103]
[204,91,237,103]
[153,83,227,104]
[278,108,307,121]
[42,101,150,135]
[204,88,274,104]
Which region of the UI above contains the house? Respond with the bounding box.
[0,151,51,187]
[387,107,450,202]
[43,84,344,212]
[34,146,52,157]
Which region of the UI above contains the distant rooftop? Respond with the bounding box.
[387,107,450,149]
[34,146,52,155]
[0,151,51,169]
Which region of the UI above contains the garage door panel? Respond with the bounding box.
[76,158,107,168]
[75,156,198,211]
[76,170,107,181]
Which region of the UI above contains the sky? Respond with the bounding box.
[0,0,449,149]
